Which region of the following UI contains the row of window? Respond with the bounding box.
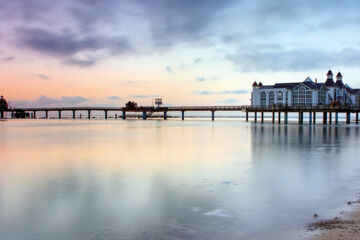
[260,91,288,106]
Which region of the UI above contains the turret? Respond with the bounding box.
[252,81,258,87]
[336,72,342,81]
[258,82,263,87]
[327,70,333,80]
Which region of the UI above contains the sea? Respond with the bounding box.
[1,119,360,240]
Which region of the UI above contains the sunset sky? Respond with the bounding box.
[1,0,360,107]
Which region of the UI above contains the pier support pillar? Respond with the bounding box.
[284,112,288,124]
[211,111,215,121]
[164,111,167,120]
[12,111,14,118]
[298,112,302,124]
[181,111,185,120]
[0,111,3,119]
[122,111,126,120]
[261,112,264,123]
[33,111,36,119]
[309,112,312,124]
[88,110,91,119]
[115,113,117,119]
[73,110,76,119]
[272,112,275,124]
[313,112,316,124]
[58,110,61,119]
[329,112,332,124]
[254,112,257,123]
[335,112,338,125]
[246,111,248,122]
[105,110,108,119]
[45,110,48,119]
[356,112,359,124]
[346,112,351,124]
[323,112,327,124]
[278,112,281,124]
[142,111,147,120]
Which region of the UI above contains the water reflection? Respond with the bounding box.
[0,120,360,240]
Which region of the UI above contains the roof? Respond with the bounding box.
[273,82,300,89]
[346,87,360,94]
[327,70,333,75]
[335,80,345,88]
[324,78,336,87]
[252,81,258,87]
[336,72,342,77]
[259,85,274,89]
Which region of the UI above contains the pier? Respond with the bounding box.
[1,105,360,124]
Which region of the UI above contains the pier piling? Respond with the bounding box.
[254,112,257,123]
[356,112,359,124]
[246,111,248,122]
[335,112,338,125]
[105,110,108,119]
[272,112,275,124]
[88,110,91,119]
[261,112,264,123]
[323,112,327,124]
[278,112,281,124]
[284,112,288,124]
[211,111,215,121]
[329,112,332,124]
[73,110,76,119]
[142,111,147,120]
[122,111,126,120]
[313,112,316,124]
[346,112,351,124]
[164,111,167,120]
[309,112,312,124]
[0,111,3,119]
[181,111,185,120]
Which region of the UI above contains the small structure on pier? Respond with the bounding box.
[0,96,8,110]
[125,101,138,109]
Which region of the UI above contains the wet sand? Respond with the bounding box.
[306,202,360,240]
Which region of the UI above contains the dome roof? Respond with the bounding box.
[252,81,258,87]
[336,72,342,77]
[258,82,263,87]
[327,70,333,75]
[0,96,8,110]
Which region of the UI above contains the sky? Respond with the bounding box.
[1,0,360,107]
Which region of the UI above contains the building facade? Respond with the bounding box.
[251,70,360,107]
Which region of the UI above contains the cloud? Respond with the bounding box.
[129,94,160,98]
[196,77,205,82]
[165,66,172,73]
[226,46,360,72]
[12,95,88,107]
[17,27,132,66]
[193,89,249,95]
[107,96,121,100]
[37,74,50,80]
[217,98,239,104]
[64,57,99,67]
[137,0,237,47]
[194,58,203,64]
[0,56,14,62]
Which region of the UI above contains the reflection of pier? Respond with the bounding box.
[1,105,360,124]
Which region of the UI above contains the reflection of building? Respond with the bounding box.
[251,70,360,107]
[0,95,8,110]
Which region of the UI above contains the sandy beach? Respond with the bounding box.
[305,201,360,240]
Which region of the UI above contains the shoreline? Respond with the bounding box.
[304,199,360,240]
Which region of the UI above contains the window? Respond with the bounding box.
[292,85,312,106]
[269,91,275,105]
[277,91,283,101]
[261,92,266,106]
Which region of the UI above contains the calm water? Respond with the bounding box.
[1,120,360,240]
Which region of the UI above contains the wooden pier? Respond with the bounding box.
[1,105,360,124]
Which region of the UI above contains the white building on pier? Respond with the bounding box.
[251,70,360,107]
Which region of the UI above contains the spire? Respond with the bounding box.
[252,81,258,87]
[258,82,263,87]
